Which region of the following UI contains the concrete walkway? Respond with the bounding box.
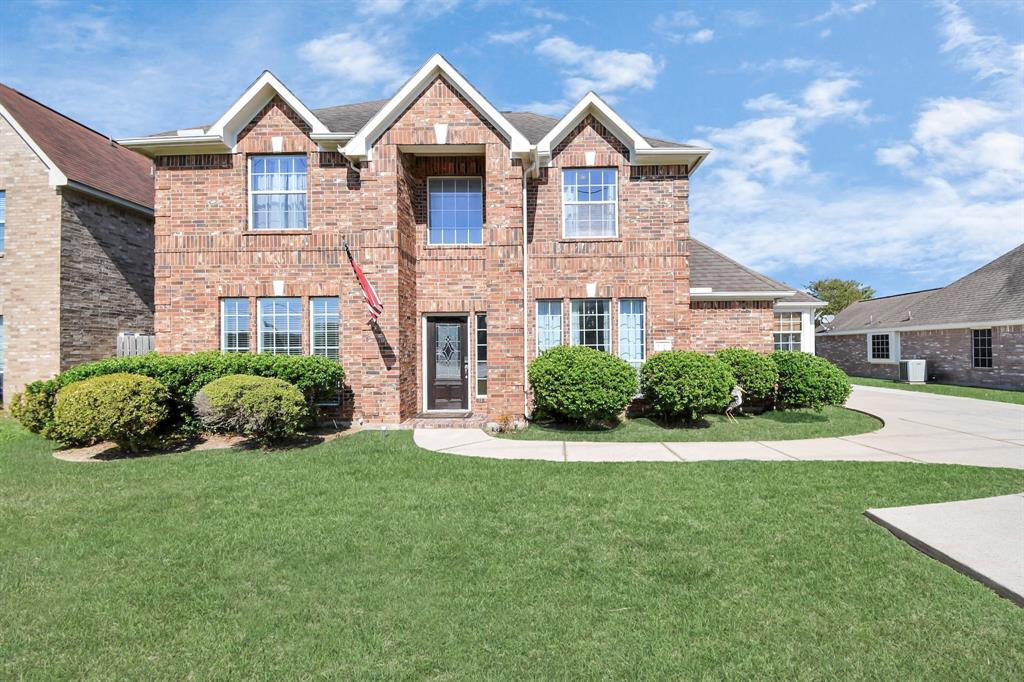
[414,385,1024,468]
[866,493,1024,606]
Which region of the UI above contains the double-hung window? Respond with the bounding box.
[972,329,993,368]
[869,333,893,361]
[311,297,340,360]
[258,297,302,355]
[563,168,617,238]
[221,298,250,352]
[428,177,483,245]
[0,190,6,251]
[476,313,488,397]
[774,312,802,351]
[250,155,307,230]
[618,299,646,372]
[536,300,563,354]
[571,299,611,352]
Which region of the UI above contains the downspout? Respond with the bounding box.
[522,159,530,421]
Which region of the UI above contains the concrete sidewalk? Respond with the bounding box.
[866,493,1024,606]
[413,385,1024,468]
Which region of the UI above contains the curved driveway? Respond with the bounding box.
[413,385,1024,469]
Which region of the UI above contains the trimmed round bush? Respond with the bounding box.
[11,352,344,437]
[194,374,309,445]
[771,351,851,410]
[714,348,780,403]
[640,351,734,422]
[52,373,170,451]
[528,346,638,425]
[9,390,54,435]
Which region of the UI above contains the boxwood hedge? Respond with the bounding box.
[528,345,638,426]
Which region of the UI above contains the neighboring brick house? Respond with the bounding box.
[0,83,155,403]
[121,55,820,425]
[817,244,1024,389]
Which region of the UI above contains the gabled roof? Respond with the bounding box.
[822,243,1024,334]
[342,54,530,159]
[120,55,708,171]
[688,238,822,304]
[0,82,153,210]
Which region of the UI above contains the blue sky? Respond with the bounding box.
[2,0,1021,295]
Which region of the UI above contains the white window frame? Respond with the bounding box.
[0,190,6,252]
[866,331,899,363]
[561,168,618,239]
[570,299,612,353]
[220,298,251,353]
[248,155,308,231]
[617,298,646,372]
[475,313,488,398]
[536,300,563,354]
[774,312,802,352]
[310,297,340,360]
[427,176,484,246]
[257,297,303,355]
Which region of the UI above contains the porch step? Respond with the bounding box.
[403,413,488,429]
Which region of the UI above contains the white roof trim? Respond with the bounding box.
[208,71,329,148]
[342,54,531,160]
[776,300,827,309]
[690,290,795,301]
[0,102,68,187]
[818,318,1024,336]
[537,92,653,164]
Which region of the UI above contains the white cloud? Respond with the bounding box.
[356,0,407,15]
[298,33,407,88]
[687,29,715,45]
[652,10,700,43]
[739,57,849,78]
[536,37,662,99]
[725,9,762,28]
[819,28,832,39]
[524,6,567,21]
[693,1,1023,284]
[808,0,876,24]
[488,24,550,45]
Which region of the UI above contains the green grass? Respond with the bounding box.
[850,376,1024,404]
[500,406,881,442]
[1,418,1022,680]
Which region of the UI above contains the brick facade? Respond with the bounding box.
[150,76,785,424]
[0,116,154,402]
[690,301,775,353]
[817,326,1024,389]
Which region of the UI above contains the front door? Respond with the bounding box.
[427,317,469,410]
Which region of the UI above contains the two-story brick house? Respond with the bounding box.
[0,83,155,403]
[121,55,820,425]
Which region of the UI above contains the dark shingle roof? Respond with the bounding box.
[825,243,1024,332]
[1,83,154,208]
[688,239,795,294]
[148,98,701,149]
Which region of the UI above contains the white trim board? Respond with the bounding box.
[818,319,1024,336]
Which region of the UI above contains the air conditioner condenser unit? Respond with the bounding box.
[898,359,927,383]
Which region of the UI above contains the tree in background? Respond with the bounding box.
[807,279,875,325]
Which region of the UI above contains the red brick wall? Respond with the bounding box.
[689,300,775,353]
[151,84,753,423]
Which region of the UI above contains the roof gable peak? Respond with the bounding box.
[208,70,329,147]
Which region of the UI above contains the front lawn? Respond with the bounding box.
[850,376,1024,404]
[1,418,1021,679]
[500,406,881,442]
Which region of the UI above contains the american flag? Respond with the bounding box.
[344,240,384,322]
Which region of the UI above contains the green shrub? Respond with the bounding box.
[9,390,55,434]
[11,352,344,437]
[52,373,170,451]
[714,348,780,403]
[640,351,734,422]
[194,374,308,445]
[771,351,851,410]
[528,346,638,426]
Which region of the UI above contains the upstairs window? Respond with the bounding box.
[250,155,307,230]
[571,299,611,353]
[258,297,302,355]
[428,177,483,245]
[563,168,617,238]
[0,190,5,251]
[972,329,993,368]
[774,312,802,351]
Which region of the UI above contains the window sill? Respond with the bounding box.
[867,358,897,364]
[245,229,312,236]
[424,243,486,249]
[558,237,622,243]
